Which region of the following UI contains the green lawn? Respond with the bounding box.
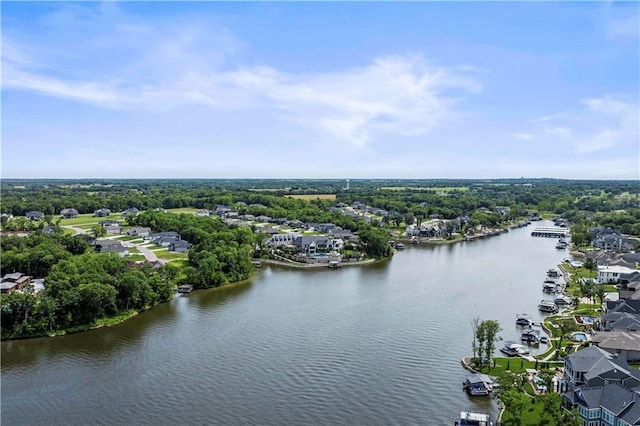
[167,208,200,215]
[477,357,563,376]
[127,254,146,261]
[155,251,189,261]
[501,398,547,425]
[60,213,123,226]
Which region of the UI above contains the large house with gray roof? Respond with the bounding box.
[562,346,640,425]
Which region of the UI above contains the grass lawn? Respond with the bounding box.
[60,213,122,226]
[477,357,563,376]
[286,194,337,201]
[127,254,146,261]
[155,251,188,261]
[167,208,200,215]
[501,398,547,425]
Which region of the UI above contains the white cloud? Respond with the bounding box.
[538,94,638,153]
[1,6,481,148]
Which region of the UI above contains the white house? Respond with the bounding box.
[597,265,638,284]
[267,233,301,248]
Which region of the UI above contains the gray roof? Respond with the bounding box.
[566,346,612,372]
[465,373,493,385]
[601,383,637,415]
[593,331,640,352]
[576,386,603,409]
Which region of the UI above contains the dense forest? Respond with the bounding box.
[1,235,175,339]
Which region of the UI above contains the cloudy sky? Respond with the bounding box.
[2,2,638,179]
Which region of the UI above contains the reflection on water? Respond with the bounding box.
[2,221,567,425]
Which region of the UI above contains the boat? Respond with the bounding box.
[547,269,560,278]
[555,242,567,250]
[540,335,549,344]
[252,260,262,268]
[542,283,557,294]
[328,260,342,269]
[395,243,405,250]
[177,284,194,294]
[538,300,559,313]
[457,411,493,426]
[521,328,540,344]
[462,373,493,396]
[554,295,573,306]
[516,313,532,326]
[500,340,529,356]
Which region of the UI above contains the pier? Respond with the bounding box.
[531,227,568,238]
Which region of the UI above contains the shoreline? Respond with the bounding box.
[260,257,380,268]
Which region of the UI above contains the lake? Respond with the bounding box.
[1,221,569,425]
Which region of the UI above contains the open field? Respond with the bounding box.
[380,186,469,193]
[286,194,337,200]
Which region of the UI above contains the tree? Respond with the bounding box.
[594,284,606,310]
[583,258,596,279]
[90,225,107,239]
[479,319,501,370]
[471,316,480,363]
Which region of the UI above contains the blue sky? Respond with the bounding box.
[2,1,639,179]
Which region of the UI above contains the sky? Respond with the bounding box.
[2,1,639,179]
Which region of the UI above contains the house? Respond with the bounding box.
[257,227,280,235]
[598,265,639,284]
[99,220,122,228]
[168,240,192,253]
[60,208,78,219]
[195,209,210,217]
[591,227,638,252]
[126,227,151,237]
[43,225,59,235]
[0,273,32,294]
[94,239,129,257]
[591,331,640,362]
[122,207,140,217]
[25,211,44,221]
[94,208,111,217]
[267,233,301,248]
[562,345,640,422]
[292,236,331,254]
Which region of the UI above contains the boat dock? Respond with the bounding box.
[530,227,568,238]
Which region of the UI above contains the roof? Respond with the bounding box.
[465,373,493,385]
[593,331,640,351]
[565,346,612,372]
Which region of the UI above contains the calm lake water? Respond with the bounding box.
[2,221,569,425]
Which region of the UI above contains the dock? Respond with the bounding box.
[531,227,568,238]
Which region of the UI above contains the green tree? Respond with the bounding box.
[90,225,107,239]
[583,258,597,279]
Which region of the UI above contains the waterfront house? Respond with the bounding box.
[591,331,640,362]
[293,236,331,254]
[0,272,32,294]
[267,233,301,248]
[60,208,78,219]
[598,265,638,284]
[590,227,638,252]
[26,211,44,221]
[562,346,640,424]
[94,208,111,217]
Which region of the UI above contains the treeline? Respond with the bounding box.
[2,179,637,221]
[1,232,90,277]
[1,253,175,340]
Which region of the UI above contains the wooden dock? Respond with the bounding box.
[531,227,568,238]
